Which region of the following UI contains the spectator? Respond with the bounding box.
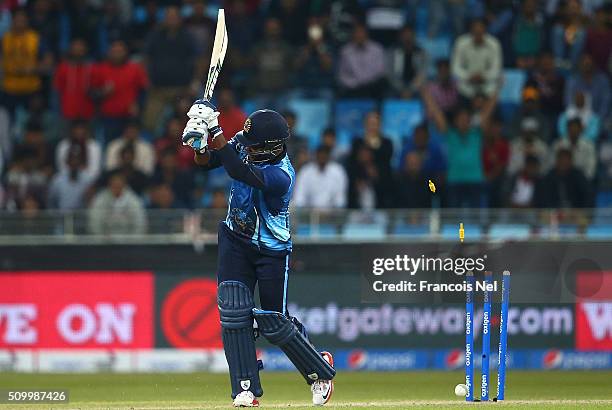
[508,155,542,208]
[129,0,160,53]
[151,148,196,208]
[29,0,61,57]
[293,20,334,97]
[62,0,102,57]
[526,52,566,119]
[320,128,345,162]
[346,143,378,210]
[428,0,466,39]
[422,87,498,208]
[217,88,247,139]
[508,86,552,142]
[142,6,198,132]
[338,23,386,99]
[91,39,148,143]
[551,0,587,69]
[558,91,601,141]
[283,110,309,171]
[511,0,545,69]
[47,144,94,210]
[13,94,60,144]
[224,0,258,60]
[105,120,155,176]
[397,151,433,209]
[388,26,427,98]
[451,19,502,99]
[508,117,549,176]
[426,60,459,116]
[552,117,596,180]
[53,38,95,121]
[538,148,589,208]
[97,0,128,57]
[56,120,102,180]
[269,0,309,46]
[482,116,510,208]
[0,9,52,116]
[184,0,215,58]
[347,112,394,208]
[15,194,47,234]
[88,172,147,235]
[102,143,150,195]
[399,124,447,180]
[585,6,612,72]
[5,146,48,209]
[293,146,348,209]
[249,18,293,102]
[16,121,52,173]
[564,54,610,120]
[148,183,178,209]
[154,117,195,172]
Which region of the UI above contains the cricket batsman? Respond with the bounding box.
[181,100,336,407]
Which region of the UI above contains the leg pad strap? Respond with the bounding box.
[253,309,336,384]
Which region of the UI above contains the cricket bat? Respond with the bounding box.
[203,9,228,101]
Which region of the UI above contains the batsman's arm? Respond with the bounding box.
[206,133,289,193]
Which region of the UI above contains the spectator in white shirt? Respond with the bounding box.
[293,146,348,209]
[55,120,102,180]
[451,19,502,98]
[47,143,94,210]
[105,120,155,176]
[551,117,596,181]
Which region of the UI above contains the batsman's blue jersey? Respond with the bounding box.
[212,140,295,254]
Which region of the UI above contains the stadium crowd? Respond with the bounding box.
[0,0,611,233]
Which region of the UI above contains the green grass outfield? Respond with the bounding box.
[1,371,612,409]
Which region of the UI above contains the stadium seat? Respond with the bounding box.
[392,224,430,238]
[342,223,386,240]
[488,224,531,240]
[499,69,527,105]
[296,224,337,238]
[335,99,377,150]
[596,191,612,208]
[586,225,612,239]
[441,224,483,240]
[241,99,257,115]
[417,36,451,74]
[381,99,424,160]
[538,225,578,238]
[287,99,331,148]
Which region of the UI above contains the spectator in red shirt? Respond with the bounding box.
[53,38,95,120]
[92,40,148,144]
[482,115,509,208]
[217,88,247,139]
[585,6,612,73]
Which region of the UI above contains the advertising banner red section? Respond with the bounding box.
[160,278,222,349]
[0,272,154,348]
[576,271,612,351]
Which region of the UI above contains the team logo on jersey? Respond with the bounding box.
[243,118,252,133]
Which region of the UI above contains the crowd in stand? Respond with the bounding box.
[0,0,610,233]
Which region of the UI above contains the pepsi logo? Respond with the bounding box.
[347,350,367,369]
[446,349,464,369]
[543,349,563,369]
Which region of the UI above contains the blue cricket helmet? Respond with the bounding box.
[235,109,290,164]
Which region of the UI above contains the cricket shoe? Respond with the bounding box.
[233,391,259,407]
[311,351,334,406]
